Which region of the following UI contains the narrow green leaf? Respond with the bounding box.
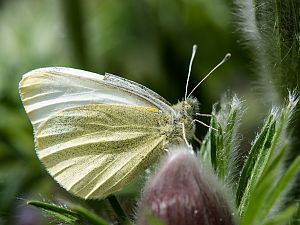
[242,142,287,225]
[262,154,300,219]
[265,95,299,169]
[264,110,285,167]
[210,114,218,171]
[239,95,298,223]
[240,164,277,225]
[209,95,243,181]
[224,104,238,137]
[27,200,78,224]
[259,141,287,185]
[236,114,274,206]
[198,131,211,163]
[27,200,110,225]
[263,204,299,225]
[239,116,276,215]
[223,96,243,183]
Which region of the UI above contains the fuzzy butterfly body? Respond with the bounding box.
[19,67,199,199]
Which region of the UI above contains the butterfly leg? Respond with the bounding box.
[181,123,192,148]
[193,119,217,131]
[196,113,212,117]
[193,134,202,145]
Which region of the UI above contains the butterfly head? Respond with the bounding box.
[182,96,200,118]
[170,45,230,146]
[170,97,199,145]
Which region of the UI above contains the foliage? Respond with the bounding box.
[234,0,300,223]
[0,1,242,224]
[27,200,110,225]
[201,93,300,225]
[0,0,299,225]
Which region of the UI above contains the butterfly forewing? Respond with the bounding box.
[19,67,174,130]
[35,104,172,199]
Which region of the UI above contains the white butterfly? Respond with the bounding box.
[19,45,230,199]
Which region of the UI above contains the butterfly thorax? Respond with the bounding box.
[170,96,199,144]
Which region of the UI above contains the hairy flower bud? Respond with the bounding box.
[136,146,238,225]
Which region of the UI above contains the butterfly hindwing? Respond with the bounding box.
[36,104,172,199]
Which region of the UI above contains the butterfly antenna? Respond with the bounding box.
[184,45,198,102]
[187,53,231,98]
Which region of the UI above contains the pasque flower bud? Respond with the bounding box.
[136,146,238,225]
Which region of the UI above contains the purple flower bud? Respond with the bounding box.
[15,204,44,225]
[136,146,238,225]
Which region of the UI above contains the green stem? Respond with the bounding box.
[107,195,132,225]
[60,0,89,69]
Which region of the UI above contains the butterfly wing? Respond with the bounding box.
[36,104,172,199]
[19,67,174,129]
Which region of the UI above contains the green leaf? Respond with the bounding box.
[27,201,78,224]
[208,95,243,182]
[27,200,110,225]
[240,160,278,225]
[238,113,277,213]
[261,154,300,220]
[236,114,275,206]
[263,204,299,225]
[209,114,218,170]
[239,142,288,225]
[198,131,211,162]
[239,95,299,224]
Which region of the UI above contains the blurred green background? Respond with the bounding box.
[0,0,258,224]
